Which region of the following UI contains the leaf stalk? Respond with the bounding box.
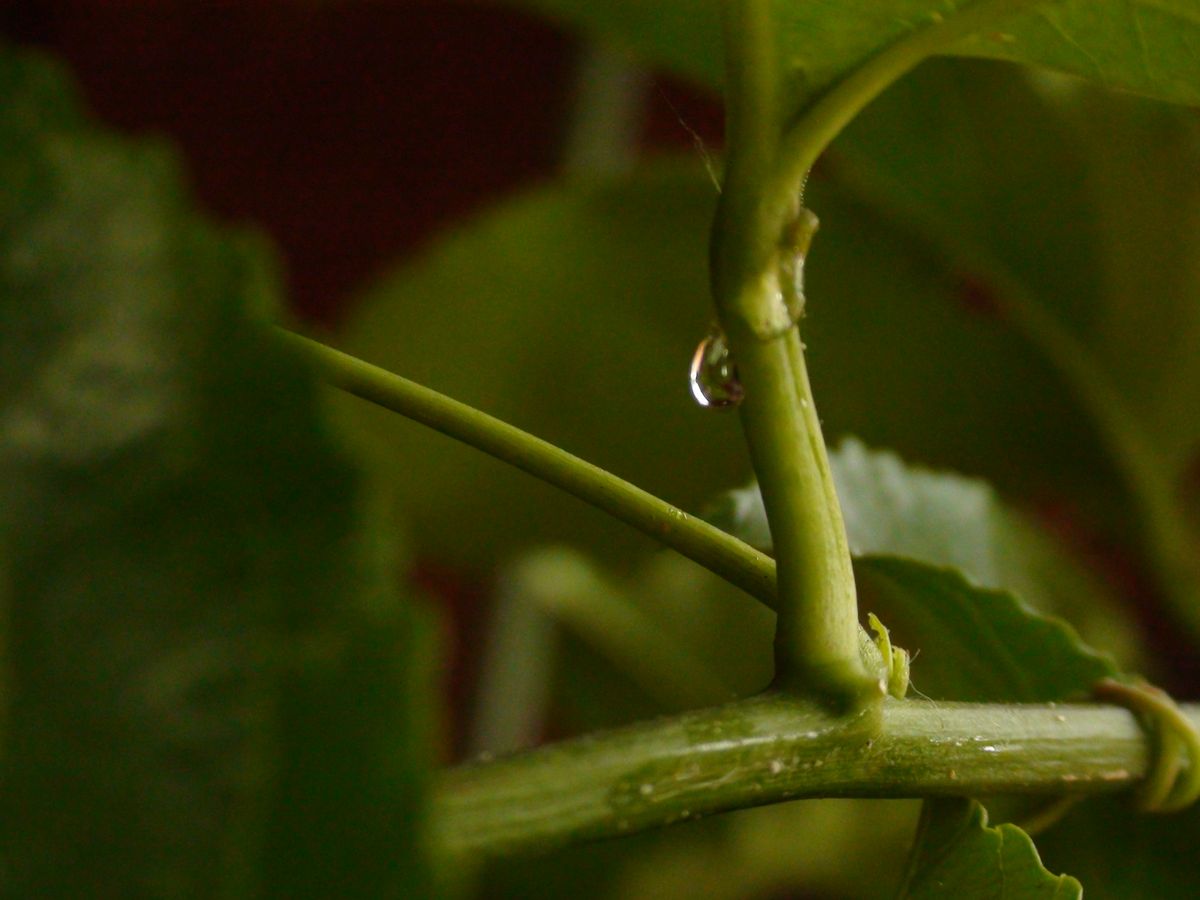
[279,329,777,604]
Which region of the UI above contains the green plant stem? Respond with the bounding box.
[709,0,1042,700]
[434,695,1195,862]
[765,0,1039,230]
[465,38,649,762]
[280,329,777,604]
[714,1,866,698]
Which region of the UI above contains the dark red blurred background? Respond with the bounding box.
[0,0,722,327]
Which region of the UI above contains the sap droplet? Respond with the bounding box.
[689,328,744,409]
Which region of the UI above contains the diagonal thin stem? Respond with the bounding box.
[279,329,777,606]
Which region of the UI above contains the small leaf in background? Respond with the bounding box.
[497,0,1200,110]
[711,438,1142,667]
[899,799,1081,898]
[713,438,1123,702]
[0,46,436,898]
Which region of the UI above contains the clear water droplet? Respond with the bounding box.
[689,328,744,409]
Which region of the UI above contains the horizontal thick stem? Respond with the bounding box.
[280,330,777,604]
[433,695,1196,861]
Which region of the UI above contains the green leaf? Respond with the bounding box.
[837,57,1200,492]
[712,438,1141,667]
[711,439,1121,702]
[801,173,1118,528]
[715,437,1073,584]
[856,559,1116,702]
[899,799,1082,898]
[830,58,1200,629]
[502,0,1200,108]
[337,163,751,567]
[0,46,435,897]
[819,57,1200,900]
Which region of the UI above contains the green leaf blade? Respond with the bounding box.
[857,558,1118,703]
[0,45,437,898]
[954,0,1200,106]
[712,438,1141,669]
[830,58,1200,632]
[500,0,1200,108]
[901,799,1082,898]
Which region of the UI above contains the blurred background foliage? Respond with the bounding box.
[3,1,1200,898]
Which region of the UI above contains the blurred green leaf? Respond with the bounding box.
[338,163,750,567]
[711,438,1142,664]
[500,0,1200,108]
[900,799,1081,898]
[342,54,1193,573]
[831,58,1200,628]
[0,46,435,897]
[802,173,1115,525]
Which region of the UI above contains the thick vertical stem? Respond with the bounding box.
[732,323,868,698]
[713,1,872,702]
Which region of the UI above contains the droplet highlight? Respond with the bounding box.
[689,328,744,409]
